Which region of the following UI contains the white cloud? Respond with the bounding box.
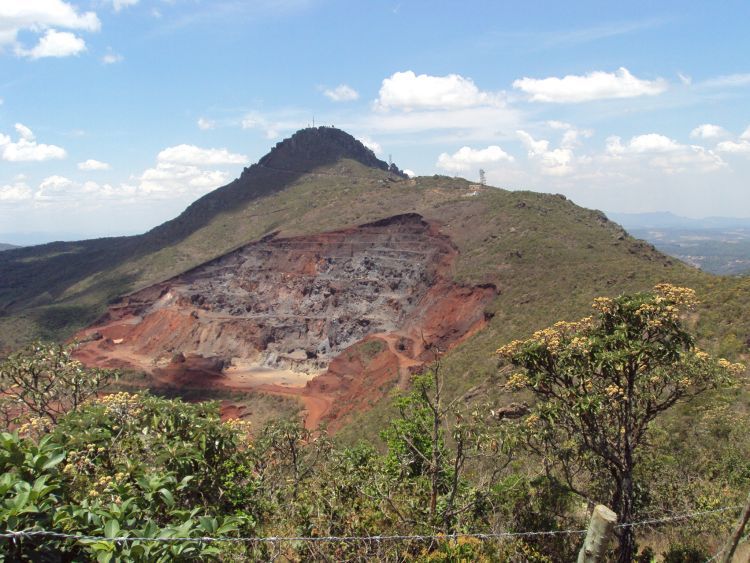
[715,126,750,154]
[101,52,123,64]
[403,169,416,178]
[323,84,359,102]
[374,71,501,111]
[240,112,304,139]
[111,0,139,12]
[137,163,230,198]
[0,180,33,203]
[513,67,667,103]
[78,159,111,171]
[357,136,382,155]
[2,1,100,60]
[0,0,100,50]
[0,123,67,161]
[15,123,34,141]
[517,130,575,176]
[437,145,514,172]
[690,124,727,140]
[716,140,750,154]
[698,73,750,89]
[16,29,86,59]
[156,144,248,166]
[605,133,725,173]
[197,117,216,130]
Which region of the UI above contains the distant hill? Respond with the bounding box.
[611,212,750,275]
[0,243,20,252]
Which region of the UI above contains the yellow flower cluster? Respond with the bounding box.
[653,284,699,308]
[496,339,525,358]
[592,296,614,313]
[17,416,50,437]
[96,392,143,418]
[224,418,253,436]
[504,372,529,390]
[605,385,622,398]
[718,358,746,377]
[530,327,563,353]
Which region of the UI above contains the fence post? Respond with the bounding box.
[578,504,618,563]
[719,490,750,563]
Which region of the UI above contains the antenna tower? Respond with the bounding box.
[479,169,486,186]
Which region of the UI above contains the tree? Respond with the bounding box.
[0,341,118,427]
[497,284,745,562]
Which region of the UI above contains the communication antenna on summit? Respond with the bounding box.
[388,154,393,167]
[479,169,486,186]
[312,116,315,127]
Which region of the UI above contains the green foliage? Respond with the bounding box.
[498,284,745,562]
[0,394,245,561]
[0,340,119,427]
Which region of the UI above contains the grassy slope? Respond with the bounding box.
[1,158,747,439]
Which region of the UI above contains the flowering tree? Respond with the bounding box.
[497,284,745,562]
[0,341,118,427]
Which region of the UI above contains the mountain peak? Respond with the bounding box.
[255,127,405,177]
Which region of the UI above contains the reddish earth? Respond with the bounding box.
[74,214,496,430]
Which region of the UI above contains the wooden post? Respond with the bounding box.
[719,490,750,563]
[578,504,618,563]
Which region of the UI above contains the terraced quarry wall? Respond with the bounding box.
[75,214,496,427]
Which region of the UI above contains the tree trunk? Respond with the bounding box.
[616,473,636,563]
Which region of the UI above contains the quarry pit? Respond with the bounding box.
[75,214,496,428]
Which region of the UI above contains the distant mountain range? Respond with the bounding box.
[609,211,750,231]
[0,243,20,252]
[610,212,750,275]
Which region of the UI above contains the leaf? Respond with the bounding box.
[159,488,174,507]
[104,519,120,539]
[41,452,66,471]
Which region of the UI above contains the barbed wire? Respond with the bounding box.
[0,528,586,545]
[0,504,742,546]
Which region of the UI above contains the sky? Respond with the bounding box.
[1,0,750,244]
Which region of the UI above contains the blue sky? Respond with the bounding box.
[1,0,750,243]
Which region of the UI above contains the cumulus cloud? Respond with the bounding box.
[0,123,67,161]
[356,136,382,155]
[78,159,111,171]
[690,124,727,139]
[403,169,416,178]
[136,163,231,197]
[0,180,33,203]
[1,1,100,57]
[156,144,248,166]
[517,131,575,176]
[513,67,667,103]
[101,52,123,64]
[605,133,725,173]
[16,29,86,59]
[437,145,514,172]
[323,84,359,102]
[197,117,216,130]
[374,71,501,111]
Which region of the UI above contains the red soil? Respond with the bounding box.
[73,215,496,431]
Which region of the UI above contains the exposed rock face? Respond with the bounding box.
[75,214,496,427]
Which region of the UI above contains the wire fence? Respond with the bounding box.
[0,504,741,546]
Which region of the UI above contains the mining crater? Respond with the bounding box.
[75,213,496,428]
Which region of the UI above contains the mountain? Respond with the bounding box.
[0,244,20,252]
[2,127,748,432]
